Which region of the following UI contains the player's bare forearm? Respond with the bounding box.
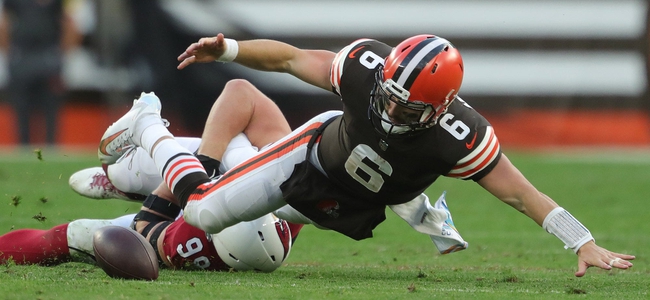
[177,33,335,91]
[478,156,636,276]
[235,40,335,90]
[234,39,298,72]
[177,34,300,71]
[477,154,557,226]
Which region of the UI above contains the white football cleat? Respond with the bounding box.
[98,92,164,165]
[69,167,130,200]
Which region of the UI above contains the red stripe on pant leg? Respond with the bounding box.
[188,122,321,202]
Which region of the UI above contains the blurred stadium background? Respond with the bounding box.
[0,0,648,149]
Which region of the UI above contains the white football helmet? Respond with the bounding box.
[211,214,292,272]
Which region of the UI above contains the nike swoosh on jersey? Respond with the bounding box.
[330,39,372,95]
[448,126,500,179]
[98,129,128,156]
[465,132,478,149]
[348,46,365,59]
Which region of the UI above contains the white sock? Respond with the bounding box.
[108,148,157,195]
[139,123,173,154]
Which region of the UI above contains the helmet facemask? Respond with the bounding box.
[370,70,453,136]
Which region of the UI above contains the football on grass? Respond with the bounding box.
[93,226,159,280]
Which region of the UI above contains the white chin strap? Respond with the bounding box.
[381,111,411,134]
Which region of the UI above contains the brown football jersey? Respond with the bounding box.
[318,39,502,205]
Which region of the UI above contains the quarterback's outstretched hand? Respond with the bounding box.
[574,241,634,277]
[177,33,228,70]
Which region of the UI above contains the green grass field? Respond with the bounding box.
[0,148,648,299]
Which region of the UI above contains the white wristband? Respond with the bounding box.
[542,207,594,253]
[216,38,239,62]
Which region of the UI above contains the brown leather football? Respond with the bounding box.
[93,226,159,280]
